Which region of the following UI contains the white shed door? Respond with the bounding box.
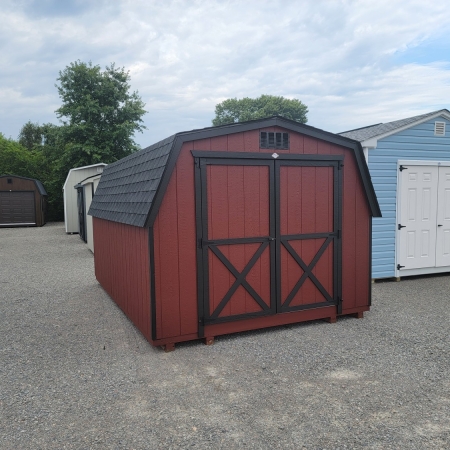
[398,166,438,270]
[436,167,450,266]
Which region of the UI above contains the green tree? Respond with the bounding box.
[55,61,147,167]
[3,61,146,222]
[0,133,46,179]
[18,121,44,151]
[0,129,65,220]
[212,95,308,126]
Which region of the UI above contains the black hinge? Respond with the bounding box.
[338,163,344,170]
[397,264,405,270]
[398,224,406,230]
[399,165,408,171]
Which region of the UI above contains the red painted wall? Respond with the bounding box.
[153,127,371,341]
[93,217,151,341]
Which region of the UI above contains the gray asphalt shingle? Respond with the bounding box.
[339,110,449,142]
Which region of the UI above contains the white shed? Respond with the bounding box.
[63,164,106,233]
[75,174,102,252]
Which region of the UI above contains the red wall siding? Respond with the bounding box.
[93,217,151,341]
[153,127,372,340]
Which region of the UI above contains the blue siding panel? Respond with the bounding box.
[373,244,395,253]
[373,237,395,246]
[368,115,450,278]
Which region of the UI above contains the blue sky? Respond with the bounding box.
[1,0,450,148]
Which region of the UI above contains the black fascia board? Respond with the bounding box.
[144,116,381,228]
[77,173,103,186]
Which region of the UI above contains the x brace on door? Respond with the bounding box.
[280,236,333,310]
[194,152,343,338]
[208,241,271,319]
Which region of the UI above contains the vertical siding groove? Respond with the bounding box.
[93,218,151,341]
[95,125,372,346]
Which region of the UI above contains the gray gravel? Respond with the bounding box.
[1,223,449,449]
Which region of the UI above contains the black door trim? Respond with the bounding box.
[195,157,276,335]
[192,150,344,162]
[194,154,343,337]
[275,160,342,313]
[77,186,87,242]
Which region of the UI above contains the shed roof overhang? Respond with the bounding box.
[360,110,450,149]
[63,163,107,190]
[90,116,382,227]
[145,116,381,226]
[0,174,47,195]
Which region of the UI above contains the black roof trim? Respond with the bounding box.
[75,173,103,189]
[145,116,381,226]
[90,116,381,227]
[0,174,47,195]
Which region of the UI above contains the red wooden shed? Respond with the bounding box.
[89,117,381,350]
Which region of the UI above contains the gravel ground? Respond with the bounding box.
[1,223,449,449]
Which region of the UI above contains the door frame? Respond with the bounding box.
[395,160,450,278]
[193,151,343,338]
[77,186,87,243]
[275,159,343,314]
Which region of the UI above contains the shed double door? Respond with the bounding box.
[398,164,450,270]
[195,154,342,335]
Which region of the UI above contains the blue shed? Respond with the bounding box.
[340,109,450,279]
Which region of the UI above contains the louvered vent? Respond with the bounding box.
[260,132,289,149]
[435,121,445,136]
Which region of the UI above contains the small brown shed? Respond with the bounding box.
[89,117,381,350]
[0,175,47,227]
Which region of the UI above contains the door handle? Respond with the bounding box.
[438,224,443,227]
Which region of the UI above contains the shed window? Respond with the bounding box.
[7,178,12,184]
[435,122,445,136]
[260,132,289,149]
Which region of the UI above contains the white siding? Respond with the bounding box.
[63,164,106,233]
[81,175,101,253]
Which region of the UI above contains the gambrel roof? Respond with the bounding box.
[63,163,107,190]
[89,116,381,227]
[0,175,47,195]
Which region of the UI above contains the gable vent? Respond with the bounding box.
[260,132,289,149]
[435,121,445,136]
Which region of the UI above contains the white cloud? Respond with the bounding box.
[1,0,450,145]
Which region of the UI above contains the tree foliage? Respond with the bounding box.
[212,95,308,126]
[18,121,44,151]
[1,61,146,221]
[0,133,46,178]
[56,61,146,167]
